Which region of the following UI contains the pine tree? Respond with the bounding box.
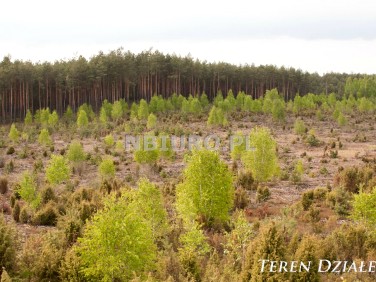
[271,99,286,122]
[67,140,86,164]
[138,99,149,120]
[147,113,157,130]
[48,110,59,127]
[8,123,20,143]
[200,92,209,109]
[38,128,52,146]
[294,118,306,135]
[134,135,160,165]
[230,131,246,161]
[111,100,123,121]
[24,110,33,126]
[98,156,115,180]
[63,106,74,123]
[76,109,88,128]
[99,107,108,124]
[103,134,115,148]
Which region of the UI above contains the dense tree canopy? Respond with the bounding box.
[1,49,375,122]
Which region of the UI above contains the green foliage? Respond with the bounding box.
[115,140,124,153]
[271,99,286,122]
[38,128,52,146]
[0,214,16,274]
[99,107,108,124]
[8,123,19,143]
[176,149,234,226]
[294,118,306,135]
[213,90,223,106]
[207,106,228,127]
[358,97,374,113]
[147,113,157,130]
[63,106,74,122]
[103,134,115,147]
[76,194,157,281]
[33,201,59,226]
[134,135,160,165]
[291,159,304,183]
[292,235,320,282]
[138,99,149,120]
[158,134,174,160]
[242,223,287,282]
[67,140,86,164]
[98,156,115,180]
[17,171,41,209]
[19,231,64,281]
[337,112,347,126]
[130,102,139,121]
[24,109,33,125]
[48,110,59,127]
[306,129,320,147]
[256,185,271,202]
[111,100,123,121]
[230,131,246,161]
[327,187,352,216]
[178,223,210,281]
[45,154,70,185]
[78,103,95,121]
[224,211,253,268]
[130,178,168,239]
[200,92,209,109]
[76,109,88,128]
[351,187,376,226]
[241,127,279,182]
[35,108,51,126]
[189,98,202,114]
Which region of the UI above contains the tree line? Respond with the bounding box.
[0,48,375,122]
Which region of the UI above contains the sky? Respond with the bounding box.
[1,0,376,74]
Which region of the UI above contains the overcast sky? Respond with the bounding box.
[1,0,376,74]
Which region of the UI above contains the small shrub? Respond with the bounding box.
[327,187,352,216]
[20,205,31,223]
[235,170,256,191]
[38,128,52,146]
[103,134,115,148]
[256,186,271,203]
[307,206,320,223]
[98,156,115,180]
[45,155,70,185]
[8,123,20,143]
[33,201,59,226]
[306,131,320,147]
[5,161,14,173]
[294,118,306,135]
[301,190,314,210]
[329,150,338,158]
[234,188,248,209]
[40,186,56,205]
[0,214,16,273]
[0,178,8,194]
[12,201,21,222]
[6,147,15,155]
